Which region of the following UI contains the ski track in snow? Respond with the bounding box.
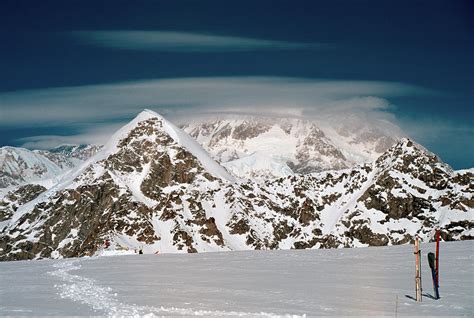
[48,259,303,317]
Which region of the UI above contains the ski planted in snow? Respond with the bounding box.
[435,229,440,288]
[428,252,440,299]
[414,235,422,302]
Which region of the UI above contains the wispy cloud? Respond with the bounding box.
[69,30,324,52]
[0,77,430,127]
[0,76,436,148]
[17,123,123,149]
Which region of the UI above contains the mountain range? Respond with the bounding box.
[0,110,472,261]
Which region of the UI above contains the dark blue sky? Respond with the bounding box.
[1,0,473,168]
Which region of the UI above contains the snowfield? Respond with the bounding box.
[1,241,472,316]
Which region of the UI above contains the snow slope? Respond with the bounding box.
[0,241,472,316]
[222,152,294,179]
[0,145,100,190]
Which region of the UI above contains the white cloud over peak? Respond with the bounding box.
[0,77,429,126]
[0,76,434,148]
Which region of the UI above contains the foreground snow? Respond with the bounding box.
[1,241,472,316]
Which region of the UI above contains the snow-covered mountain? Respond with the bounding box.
[0,144,101,190]
[0,110,472,261]
[182,115,402,178]
[0,115,399,189]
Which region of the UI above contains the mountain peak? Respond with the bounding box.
[73,110,236,185]
[385,137,436,160]
[136,109,166,121]
[373,137,454,186]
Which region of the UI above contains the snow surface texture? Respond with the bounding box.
[0,241,472,316]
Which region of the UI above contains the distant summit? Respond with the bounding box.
[182,114,402,178]
[0,144,100,189]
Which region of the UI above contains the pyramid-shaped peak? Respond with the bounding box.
[374,136,453,175]
[93,110,235,183]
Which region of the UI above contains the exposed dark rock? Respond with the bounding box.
[346,225,389,246]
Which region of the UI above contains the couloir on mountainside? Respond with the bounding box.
[0,110,472,261]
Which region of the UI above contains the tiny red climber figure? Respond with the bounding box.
[104,239,110,249]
